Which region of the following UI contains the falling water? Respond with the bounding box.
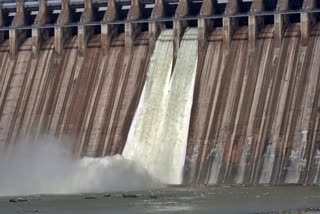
[313,149,320,183]
[236,136,254,184]
[123,28,198,184]
[285,130,308,183]
[259,142,276,184]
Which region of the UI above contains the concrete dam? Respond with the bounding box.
[0,0,320,186]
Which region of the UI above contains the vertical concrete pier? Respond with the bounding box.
[198,0,215,49]
[125,0,142,54]
[301,0,317,46]
[249,0,264,50]
[55,0,73,56]
[223,0,239,49]
[101,0,119,56]
[0,3,8,44]
[32,0,51,58]
[78,0,96,56]
[173,0,189,62]
[10,0,27,59]
[149,0,164,53]
[274,0,289,47]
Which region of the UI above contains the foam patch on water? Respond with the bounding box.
[0,136,162,197]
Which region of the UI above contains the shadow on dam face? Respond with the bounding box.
[2,0,320,186]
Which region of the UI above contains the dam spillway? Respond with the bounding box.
[123,28,198,184]
[1,0,320,186]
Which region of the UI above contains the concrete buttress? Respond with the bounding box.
[149,0,165,53]
[249,0,264,50]
[301,0,317,46]
[55,0,74,56]
[10,0,27,59]
[223,0,239,49]
[125,0,142,54]
[32,0,51,58]
[174,0,189,64]
[78,0,97,56]
[274,0,289,47]
[101,0,120,56]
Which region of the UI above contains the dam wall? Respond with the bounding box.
[1,0,320,185]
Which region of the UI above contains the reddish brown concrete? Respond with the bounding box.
[0,33,149,158]
[183,23,320,185]
[1,0,320,186]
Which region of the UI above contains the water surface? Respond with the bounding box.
[1,186,320,214]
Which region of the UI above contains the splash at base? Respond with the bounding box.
[0,137,161,197]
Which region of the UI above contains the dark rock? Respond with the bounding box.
[149,195,158,199]
[84,196,97,200]
[16,209,39,213]
[9,199,18,203]
[10,198,28,203]
[122,194,138,198]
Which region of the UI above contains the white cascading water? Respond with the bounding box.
[285,130,308,183]
[259,142,276,184]
[313,149,320,183]
[123,28,198,184]
[235,136,254,184]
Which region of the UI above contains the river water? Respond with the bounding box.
[1,186,320,214]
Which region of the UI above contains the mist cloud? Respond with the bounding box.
[0,136,162,197]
